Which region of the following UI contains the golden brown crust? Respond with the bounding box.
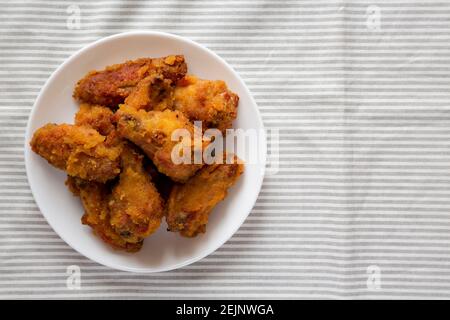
[31,54,245,250]
[166,155,244,237]
[66,176,142,252]
[73,55,187,108]
[108,144,165,243]
[114,105,204,182]
[173,75,239,132]
[144,160,174,201]
[30,123,122,182]
[124,74,175,111]
[74,103,115,136]
[74,103,124,149]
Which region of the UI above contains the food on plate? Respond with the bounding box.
[74,103,115,136]
[109,144,164,244]
[30,55,244,252]
[144,159,174,201]
[173,75,239,132]
[74,103,124,148]
[124,74,175,111]
[115,105,204,182]
[30,123,122,182]
[123,74,239,133]
[73,55,187,108]
[166,154,244,237]
[66,176,143,252]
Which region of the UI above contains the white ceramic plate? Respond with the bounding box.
[24,31,266,273]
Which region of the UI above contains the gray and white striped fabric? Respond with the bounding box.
[2,0,450,299]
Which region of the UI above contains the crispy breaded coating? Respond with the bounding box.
[74,103,123,148]
[30,124,122,182]
[74,103,115,136]
[30,52,248,250]
[108,145,164,243]
[166,155,244,237]
[73,55,187,108]
[114,105,204,182]
[173,75,239,132]
[66,177,142,252]
[144,160,173,201]
[124,74,174,111]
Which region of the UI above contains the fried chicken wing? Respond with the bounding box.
[30,124,122,182]
[124,74,174,111]
[166,155,244,237]
[173,75,239,132]
[74,103,124,148]
[114,105,204,182]
[73,55,187,108]
[74,103,115,136]
[66,176,142,252]
[144,159,174,201]
[108,144,164,243]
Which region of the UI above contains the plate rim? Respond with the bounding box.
[24,30,267,273]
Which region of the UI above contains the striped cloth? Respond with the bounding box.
[2,0,450,299]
